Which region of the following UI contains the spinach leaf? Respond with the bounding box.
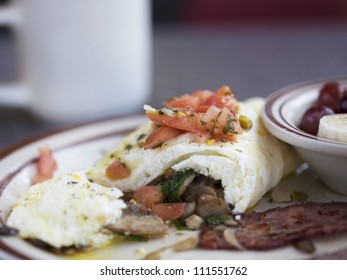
[159,169,195,202]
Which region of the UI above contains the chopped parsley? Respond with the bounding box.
[125,144,132,151]
[136,133,146,141]
[200,120,207,126]
[223,114,237,134]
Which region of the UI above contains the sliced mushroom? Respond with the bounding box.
[195,194,231,218]
[223,228,244,250]
[178,173,196,195]
[182,185,217,202]
[195,175,218,187]
[144,237,197,260]
[123,202,150,215]
[224,217,239,227]
[293,239,315,254]
[215,187,225,199]
[106,214,168,236]
[181,201,196,219]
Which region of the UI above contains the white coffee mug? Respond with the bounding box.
[0,0,151,123]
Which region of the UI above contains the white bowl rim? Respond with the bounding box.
[261,76,347,156]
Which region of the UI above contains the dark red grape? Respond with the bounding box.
[299,105,334,135]
[317,82,341,112]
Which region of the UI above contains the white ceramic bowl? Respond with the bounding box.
[261,77,347,195]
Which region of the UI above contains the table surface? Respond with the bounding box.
[1,21,347,152]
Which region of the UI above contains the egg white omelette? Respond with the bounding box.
[6,170,126,248]
[87,98,300,213]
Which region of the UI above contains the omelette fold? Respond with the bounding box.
[87,97,300,213]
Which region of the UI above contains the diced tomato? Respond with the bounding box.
[146,111,202,133]
[134,186,164,208]
[192,90,215,104]
[165,90,214,110]
[146,106,242,142]
[152,203,186,221]
[205,86,239,113]
[164,94,200,110]
[143,126,185,149]
[202,106,243,141]
[32,146,57,184]
[105,159,131,180]
[165,86,238,114]
[144,86,243,146]
[194,105,210,113]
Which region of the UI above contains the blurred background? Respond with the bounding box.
[153,0,347,23]
[1,0,347,150]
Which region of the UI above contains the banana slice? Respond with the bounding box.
[317,114,347,143]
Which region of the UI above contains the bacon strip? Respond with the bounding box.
[199,202,347,251]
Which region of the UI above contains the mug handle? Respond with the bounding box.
[0,4,31,107]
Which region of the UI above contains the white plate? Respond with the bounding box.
[1,115,347,260]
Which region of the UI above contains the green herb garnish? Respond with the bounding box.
[223,114,237,134]
[159,169,195,202]
[205,214,230,225]
[173,220,187,231]
[125,144,132,151]
[136,133,146,141]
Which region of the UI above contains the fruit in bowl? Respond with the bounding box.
[299,81,347,141]
[261,78,347,195]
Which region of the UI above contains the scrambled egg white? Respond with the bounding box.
[6,170,125,248]
[87,98,300,213]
